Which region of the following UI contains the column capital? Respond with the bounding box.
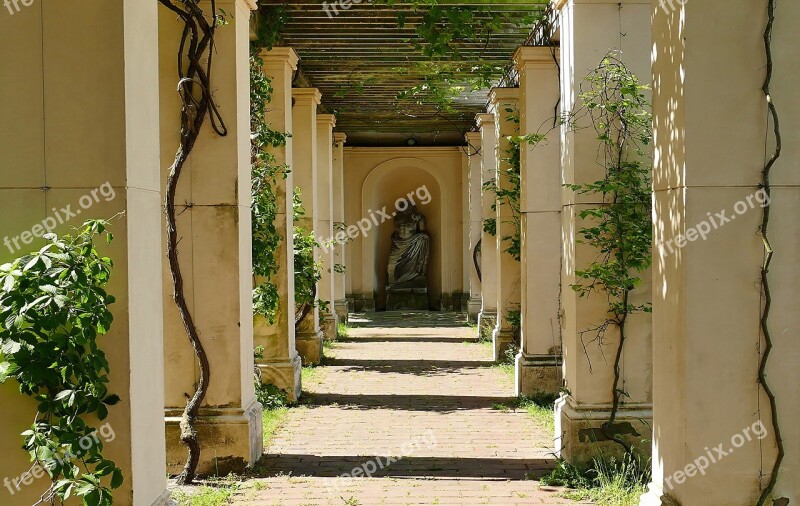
[292,88,322,106]
[465,131,482,146]
[489,87,520,108]
[317,113,337,129]
[475,113,495,128]
[513,46,560,71]
[552,0,648,11]
[333,132,347,144]
[240,0,258,11]
[259,47,299,71]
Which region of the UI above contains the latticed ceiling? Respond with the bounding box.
[258,0,548,145]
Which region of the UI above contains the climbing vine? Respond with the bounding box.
[565,52,653,454]
[293,190,326,327]
[0,221,122,505]
[159,0,227,485]
[756,0,783,504]
[483,113,548,262]
[250,50,290,324]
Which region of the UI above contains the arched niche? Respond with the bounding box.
[361,157,453,310]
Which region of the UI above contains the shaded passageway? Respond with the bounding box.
[239,312,588,505]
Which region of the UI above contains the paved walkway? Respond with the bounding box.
[237,312,588,506]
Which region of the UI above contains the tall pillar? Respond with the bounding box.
[0,3,168,504]
[476,113,499,340]
[514,47,563,398]
[292,88,324,365]
[490,88,522,362]
[554,0,652,465]
[642,1,800,504]
[332,133,350,324]
[316,114,338,341]
[255,47,302,402]
[465,132,484,323]
[159,0,262,476]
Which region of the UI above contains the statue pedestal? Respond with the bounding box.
[386,288,430,311]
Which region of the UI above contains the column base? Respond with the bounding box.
[334,299,349,325]
[296,330,324,365]
[165,398,263,477]
[638,483,669,506]
[515,353,562,398]
[555,394,652,467]
[320,311,338,341]
[351,294,375,312]
[478,310,497,341]
[467,298,482,323]
[257,353,302,402]
[492,326,515,362]
[150,489,172,506]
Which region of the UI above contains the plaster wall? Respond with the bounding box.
[646,0,800,503]
[343,148,466,311]
[556,0,653,463]
[0,1,167,504]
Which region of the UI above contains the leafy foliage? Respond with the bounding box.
[0,221,122,505]
[293,190,327,320]
[483,109,548,261]
[540,456,650,506]
[253,346,290,411]
[253,4,289,50]
[564,52,653,453]
[250,51,290,324]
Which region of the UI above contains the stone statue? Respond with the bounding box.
[387,206,430,292]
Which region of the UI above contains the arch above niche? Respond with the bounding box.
[360,157,454,311]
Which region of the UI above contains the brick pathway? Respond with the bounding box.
[236,312,589,506]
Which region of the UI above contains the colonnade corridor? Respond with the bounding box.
[238,312,587,505]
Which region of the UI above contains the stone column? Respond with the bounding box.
[476,113,499,340]
[292,88,324,365]
[0,3,168,503]
[316,114,338,341]
[332,133,350,324]
[642,1,800,504]
[554,0,652,465]
[159,0,262,476]
[254,47,302,402]
[490,88,522,362]
[514,47,563,397]
[465,132,484,323]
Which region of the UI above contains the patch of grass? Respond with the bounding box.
[540,455,650,506]
[263,406,289,447]
[302,365,321,384]
[491,393,557,434]
[496,362,515,378]
[518,393,558,435]
[172,483,239,506]
[337,322,350,338]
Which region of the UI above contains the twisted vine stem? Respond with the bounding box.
[159,0,227,485]
[756,0,783,504]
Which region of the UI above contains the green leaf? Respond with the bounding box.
[110,468,124,489]
[0,361,19,383]
[55,389,75,402]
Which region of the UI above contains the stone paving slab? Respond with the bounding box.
[234,312,585,505]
